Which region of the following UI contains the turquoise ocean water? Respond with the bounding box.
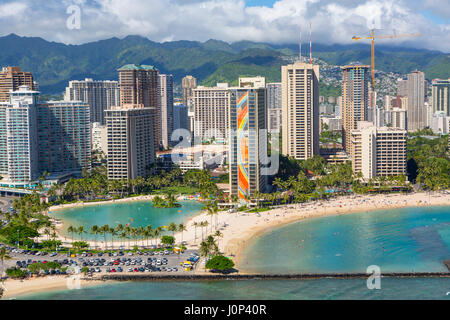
[16,278,450,300]
[50,200,204,240]
[18,205,450,300]
[242,206,450,273]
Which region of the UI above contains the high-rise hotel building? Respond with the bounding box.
[407,71,426,132]
[432,78,450,116]
[281,62,320,160]
[0,86,39,186]
[229,88,267,201]
[64,78,119,124]
[0,67,38,102]
[105,104,155,180]
[351,122,406,180]
[341,65,370,154]
[192,83,230,143]
[118,64,160,150]
[267,82,282,134]
[37,101,91,175]
[159,74,174,149]
[182,75,197,107]
[0,86,91,187]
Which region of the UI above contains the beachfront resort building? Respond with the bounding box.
[105,104,155,180]
[159,74,174,149]
[37,101,91,176]
[92,122,108,154]
[119,64,160,151]
[0,86,39,186]
[351,122,407,180]
[64,78,120,124]
[192,83,230,143]
[341,65,370,155]
[281,62,320,160]
[228,88,268,201]
[267,82,282,134]
[432,78,450,116]
[182,75,197,107]
[0,67,37,102]
[0,86,91,187]
[406,71,426,132]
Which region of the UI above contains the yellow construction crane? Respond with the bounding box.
[352,29,422,90]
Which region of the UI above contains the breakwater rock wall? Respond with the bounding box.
[100,272,450,282]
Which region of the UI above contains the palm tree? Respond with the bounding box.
[43,227,51,241]
[124,226,131,249]
[211,201,219,229]
[110,227,118,251]
[178,223,187,243]
[199,241,210,270]
[116,224,124,248]
[193,222,198,242]
[214,230,223,249]
[0,247,11,282]
[206,205,214,233]
[131,227,139,248]
[145,225,153,248]
[67,226,75,242]
[120,231,128,249]
[168,222,177,238]
[154,227,162,248]
[77,226,85,242]
[142,229,150,248]
[206,235,219,255]
[100,225,109,250]
[90,225,99,250]
[200,221,209,241]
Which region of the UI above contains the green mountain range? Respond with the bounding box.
[0,34,448,94]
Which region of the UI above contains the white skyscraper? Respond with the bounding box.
[407,71,426,132]
[282,62,320,160]
[65,78,119,124]
[159,74,174,149]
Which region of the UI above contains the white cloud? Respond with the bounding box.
[0,0,448,52]
[0,2,27,18]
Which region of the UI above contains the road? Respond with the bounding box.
[0,196,14,214]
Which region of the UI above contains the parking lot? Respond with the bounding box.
[1,244,200,276]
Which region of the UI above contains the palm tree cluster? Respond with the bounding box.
[46,167,223,203]
[152,192,180,208]
[66,222,189,250]
[199,234,222,265]
[407,132,449,190]
[183,170,222,199]
[268,158,412,205]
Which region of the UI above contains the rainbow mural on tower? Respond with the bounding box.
[237,91,249,200]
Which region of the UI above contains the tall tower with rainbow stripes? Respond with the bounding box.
[228,87,268,202]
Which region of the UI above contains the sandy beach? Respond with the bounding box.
[43,192,450,271]
[47,194,161,213]
[1,276,106,299]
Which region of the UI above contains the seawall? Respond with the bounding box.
[99,272,450,282]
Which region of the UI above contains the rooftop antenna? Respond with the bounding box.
[299,25,302,62]
[309,22,312,64]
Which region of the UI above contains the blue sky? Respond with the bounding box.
[0,0,448,52]
[246,0,276,7]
